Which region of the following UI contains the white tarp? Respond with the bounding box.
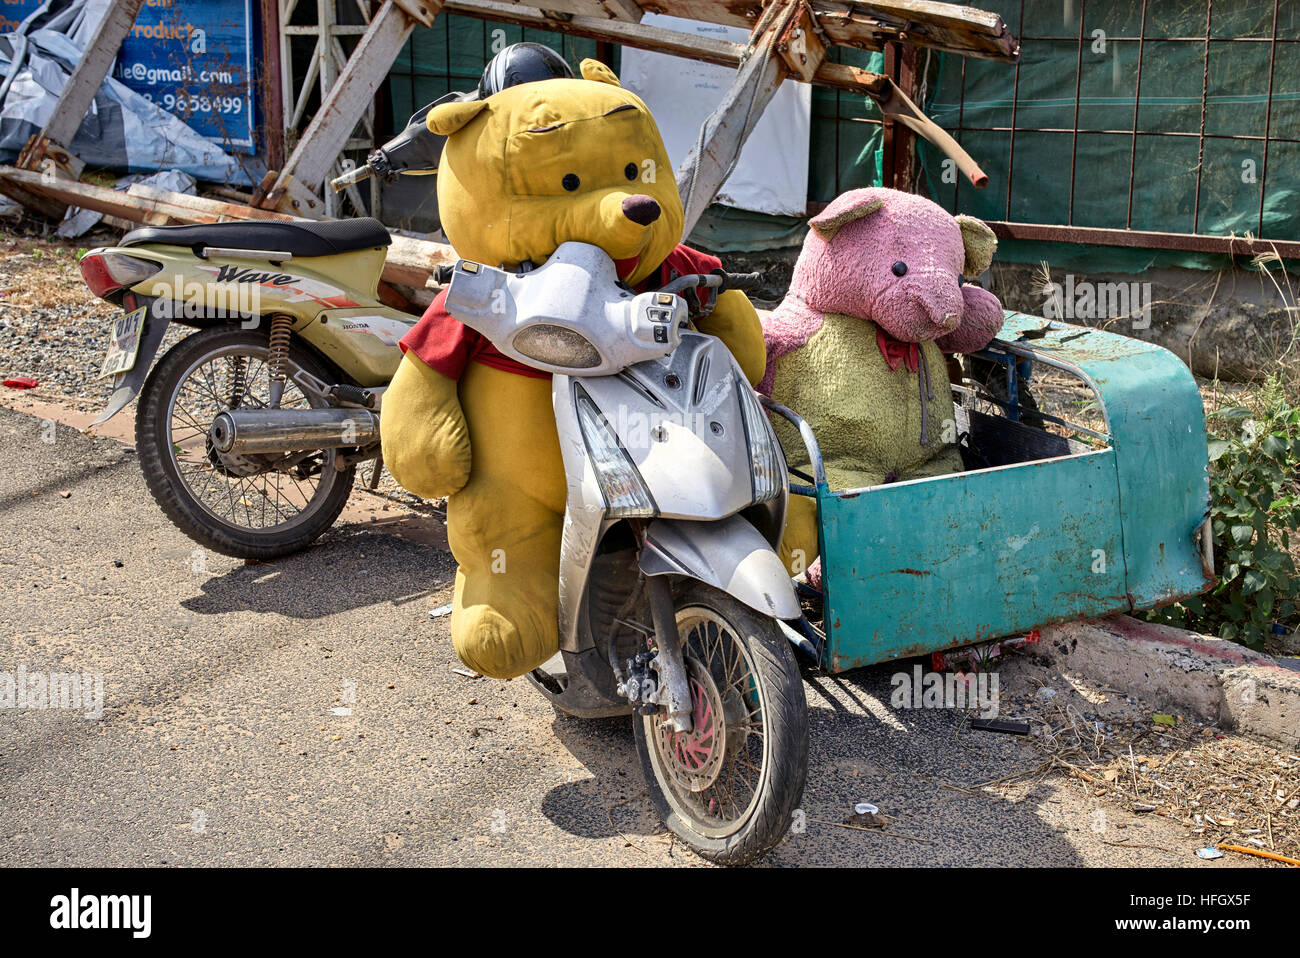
[619,14,811,218]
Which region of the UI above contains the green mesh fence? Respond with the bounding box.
[918,0,1300,273]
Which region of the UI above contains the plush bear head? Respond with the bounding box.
[426,59,683,287]
[791,187,1002,353]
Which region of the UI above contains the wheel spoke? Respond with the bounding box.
[648,606,775,837]
[159,340,342,533]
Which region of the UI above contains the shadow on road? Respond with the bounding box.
[181,527,452,620]
[533,655,1092,866]
[539,713,664,842]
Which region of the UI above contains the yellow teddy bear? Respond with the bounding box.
[382,59,767,679]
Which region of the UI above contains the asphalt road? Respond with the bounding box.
[0,404,1239,867]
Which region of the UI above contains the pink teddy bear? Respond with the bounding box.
[760,187,1005,586]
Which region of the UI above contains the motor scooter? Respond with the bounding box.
[444,242,809,864]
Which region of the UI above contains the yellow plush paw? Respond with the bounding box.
[451,602,557,679]
[381,352,472,499]
[779,494,820,578]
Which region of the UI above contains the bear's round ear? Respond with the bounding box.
[955,214,997,276]
[426,98,489,136]
[579,59,621,86]
[809,197,884,242]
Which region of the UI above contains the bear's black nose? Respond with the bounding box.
[622,194,661,226]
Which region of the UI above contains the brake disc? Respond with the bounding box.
[653,657,727,793]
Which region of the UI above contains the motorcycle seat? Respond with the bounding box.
[120,217,393,258]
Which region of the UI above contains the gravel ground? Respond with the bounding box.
[0,229,147,403]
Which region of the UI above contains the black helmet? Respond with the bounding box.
[479,42,573,99]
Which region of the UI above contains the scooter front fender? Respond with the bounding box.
[639,514,800,621]
[92,296,170,425]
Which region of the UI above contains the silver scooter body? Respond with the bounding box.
[445,244,798,721]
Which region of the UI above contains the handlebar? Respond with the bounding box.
[330,164,374,193]
[659,269,764,296]
[432,265,765,293]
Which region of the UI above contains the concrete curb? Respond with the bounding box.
[1031,615,1299,747]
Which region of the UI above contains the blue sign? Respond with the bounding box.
[114,0,257,154]
[0,0,258,154]
[0,1,41,36]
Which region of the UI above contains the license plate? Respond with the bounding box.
[99,307,147,379]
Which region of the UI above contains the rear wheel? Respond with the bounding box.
[633,582,808,865]
[135,326,356,559]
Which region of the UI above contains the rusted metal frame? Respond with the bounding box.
[288,34,323,128]
[267,0,440,216]
[15,0,147,173]
[1003,0,1024,220]
[1067,0,1085,225]
[941,126,1300,144]
[986,220,1300,261]
[317,0,340,217]
[261,0,287,171]
[1007,34,1297,43]
[1256,0,1280,238]
[1124,0,1147,229]
[881,43,895,189]
[882,41,918,192]
[284,23,370,33]
[952,46,966,209]
[833,49,842,196]
[326,23,379,217]
[1191,1,1213,234]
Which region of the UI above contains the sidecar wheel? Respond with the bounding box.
[634,582,808,865]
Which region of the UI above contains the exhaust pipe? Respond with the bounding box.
[210,408,380,455]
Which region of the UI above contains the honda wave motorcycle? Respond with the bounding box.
[76,44,570,558]
[444,242,810,864]
[80,216,416,559]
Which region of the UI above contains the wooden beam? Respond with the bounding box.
[445,0,1016,64]
[812,1,1018,61]
[444,1,991,95]
[16,0,147,166]
[448,0,882,90]
[0,166,457,289]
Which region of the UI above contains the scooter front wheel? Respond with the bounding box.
[633,582,808,865]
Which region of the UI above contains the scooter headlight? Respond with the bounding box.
[737,379,784,504]
[512,324,601,369]
[574,386,657,518]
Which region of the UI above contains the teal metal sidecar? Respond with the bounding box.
[765,311,1215,674]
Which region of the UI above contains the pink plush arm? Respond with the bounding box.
[934,284,1005,354]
